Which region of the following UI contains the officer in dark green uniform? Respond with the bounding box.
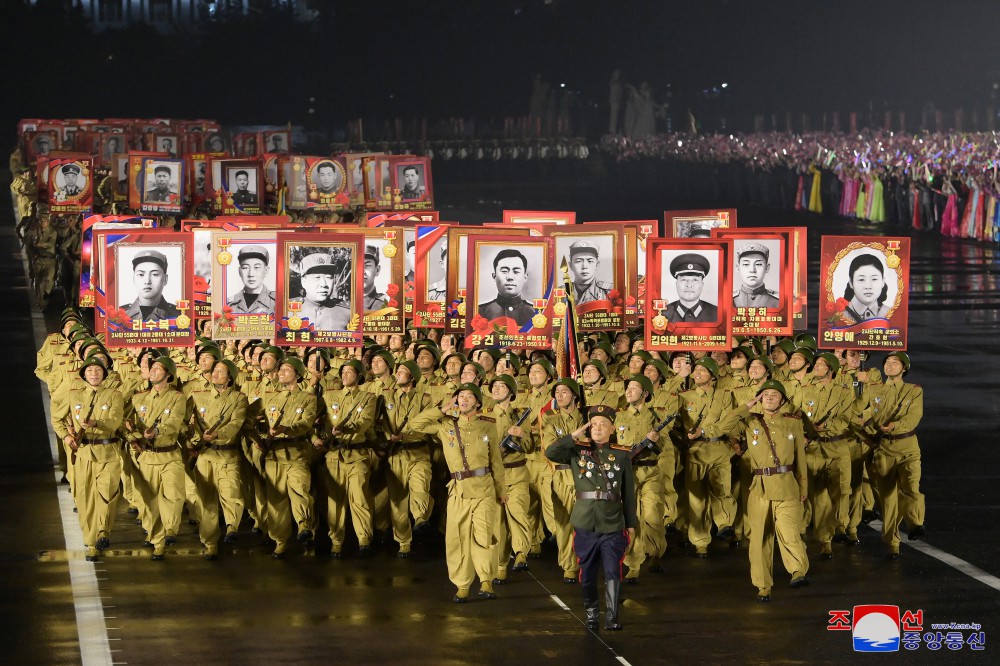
[546,404,638,632]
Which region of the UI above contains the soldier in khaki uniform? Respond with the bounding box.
[616,374,666,582]
[187,359,249,559]
[859,352,925,559]
[256,357,318,558]
[31,214,59,308]
[51,357,124,562]
[314,359,377,556]
[717,380,810,601]
[512,358,556,556]
[485,374,532,581]
[404,384,508,602]
[546,404,637,631]
[580,359,620,408]
[127,356,187,560]
[836,349,883,531]
[643,357,682,531]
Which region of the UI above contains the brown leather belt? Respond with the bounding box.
[633,459,657,467]
[753,465,794,476]
[504,459,527,469]
[397,441,427,450]
[553,464,571,470]
[148,443,179,453]
[694,435,728,444]
[207,443,240,452]
[576,491,621,501]
[816,434,850,444]
[451,466,490,481]
[271,436,307,446]
[81,438,115,445]
[884,430,917,440]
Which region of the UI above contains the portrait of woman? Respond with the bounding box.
[841,252,889,323]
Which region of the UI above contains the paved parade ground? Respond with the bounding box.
[3,180,998,665]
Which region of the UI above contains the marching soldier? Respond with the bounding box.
[545,404,637,631]
[513,357,557,556]
[31,214,58,308]
[579,359,620,408]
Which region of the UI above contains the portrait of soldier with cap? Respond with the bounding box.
[566,239,613,305]
[398,164,425,200]
[103,135,123,163]
[362,244,388,311]
[228,168,258,206]
[56,163,84,199]
[295,249,352,331]
[145,164,177,203]
[119,248,182,321]
[205,133,227,153]
[733,241,779,308]
[427,238,448,301]
[266,132,288,153]
[312,160,343,196]
[662,252,719,323]
[156,135,177,158]
[228,244,276,315]
[477,247,536,327]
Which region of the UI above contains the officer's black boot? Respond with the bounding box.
[604,579,623,630]
[583,583,600,631]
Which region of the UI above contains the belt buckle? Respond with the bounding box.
[762,467,772,477]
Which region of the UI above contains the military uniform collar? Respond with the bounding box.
[676,301,703,318]
[739,284,768,296]
[494,293,527,308]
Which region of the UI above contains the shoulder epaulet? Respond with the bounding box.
[783,413,801,419]
[767,289,778,296]
[479,416,496,423]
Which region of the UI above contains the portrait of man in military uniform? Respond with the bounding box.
[733,241,780,308]
[227,244,276,315]
[661,252,719,323]
[564,239,613,305]
[266,133,288,153]
[118,248,182,321]
[295,250,352,331]
[156,136,177,158]
[477,248,536,327]
[206,134,227,153]
[362,244,388,311]
[103,135,123,163]
[228,168,258,206]
[145,164,177,203]
[312,161,342,196]
[398,165,425,200]
[33,133,52,157]
[426,237,448,301]
[55,163,84,200]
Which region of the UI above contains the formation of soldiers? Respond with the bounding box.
[36,310,925,622]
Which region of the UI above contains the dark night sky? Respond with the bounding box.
[3,0,999,134]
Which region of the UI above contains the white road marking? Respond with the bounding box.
[550,594,570,611]
[869,520,1000,592]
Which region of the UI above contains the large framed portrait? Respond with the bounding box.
[233,132,261,158]
[368,156,396,210]
[791,227,808,330]
[203,131,230,155]
[818,237,910,350]
[665,208,736,238]
[103,232,195,348]
[304,156,349,211]
[712,228,794,337]
[25,130,59,163]
[100,133,127,168]
[645,238,734,352]
[209,230,279,340]
[262,154,279,206]
[319,227,405,335]
[275,233,365,347]
[383,221,418,319]
[221,160,263,215]
[389,156,434,210]
[412,223,452,328]
[344,153,381,208]
[446,226,530,334]
[152,134,179,158]
[126,151,169,210]
[186,152,223,204]
[80,215,156,309]
[113,153,129,201]
[263,130,290,155]
[544,225,626,332]
[465,235,555,350]
[48,158,94,214]
[502,210,576,225]
[140,157,185,214]
[586,219,658,325]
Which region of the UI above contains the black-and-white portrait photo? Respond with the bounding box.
[156,135,178,158]
[349,158,365,195]
[555,234,616,306]
[103,135,124,163]
[226,242,277,315]
[675,219,728,238]
[404,228,416,284]
[227,167,258,206]
[264,131,289,154]
[732,239,781,308]
[193,229,213,293]
[425,234,448,301]
[115,156,129,194]
[362,241,391,311]
[831,249,899,323]
[290,246,354,331]
[310,160,344,196]
[397,163,426,200]
[32,133,54,157]
[475,244,544,327]
[659,249,721,323]
[144,162,179,203]
[116,245,184,321]
[53,163,87,200]
[193,159,208,196]
[205,133,228,154]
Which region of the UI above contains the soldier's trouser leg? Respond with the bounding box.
[136,460,183,550]
[248,446,269,531]
[673,450,689,533]
[263,459,293,547]
[657,446,678,526]
[551,469,578,576]
[195,456,221,547]
[502,468,532,559]
[575,528,628,588]
[445,493,498,590]
[872,450,924,549]
[159,461,185,538]
[686,461,712,549]
[64,440,77,496]
[386,454,413,548]
[706,460,736,532]
[814,453,850,542]
[325,458,372,547]
[802,444,824,533]
[749,492,808,593]
[77,457,122,547]
[624,471,666,571]
[347,458,374,546]
[285,458,314,535]
[862,465,877,512]
[184,466,201,526]
[847,440,868,532]
[527,454,554,546]
[370,457,391,534]
[118,446,139,510]
[737,455,753,540]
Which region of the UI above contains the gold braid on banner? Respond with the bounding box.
[824,241,904,317]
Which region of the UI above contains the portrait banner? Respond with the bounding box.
[47,158,94,214]
[140,157,185,214]
[345,153,383,208]
[712,228,794,337]
[103,232,195,348]
[209,230,279,340]
[792,227,809,330]
[302,156,350,211]
[363,155,392,210]
[446,226,530,334]
[645,238,734,352]
[79,215,156,308]
[544,225,626,332]
[587,220,659,323]
[465,236,555,350]
[413,223,452,328]
[187,151,225,205]
[98,133,127,169]
[818,236,910,350]
[665,208,736,238]
[389,156,434,211]
[275,233,365,347]
[219,160,264,215]
[24,130,59,163]
[502,210,576,225]
[262,130,290,155]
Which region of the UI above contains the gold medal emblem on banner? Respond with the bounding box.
[217,250,232,265]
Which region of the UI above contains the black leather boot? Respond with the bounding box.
[605,579,623,630]
[583,583,600,630]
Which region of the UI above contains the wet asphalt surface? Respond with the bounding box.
[4,171,999,665]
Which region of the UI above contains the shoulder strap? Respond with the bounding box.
[452,421,471,473]
[752,414,782,467]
